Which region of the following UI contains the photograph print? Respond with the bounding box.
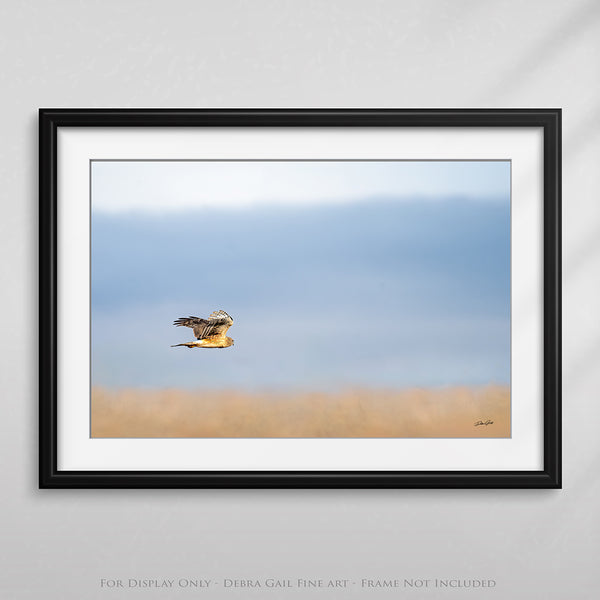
[91,159,511,439]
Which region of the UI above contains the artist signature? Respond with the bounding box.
[474,419,494,427]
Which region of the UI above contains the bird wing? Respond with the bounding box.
[173,310,233,340]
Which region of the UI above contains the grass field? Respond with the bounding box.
[91,385,510,438]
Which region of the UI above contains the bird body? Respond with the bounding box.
[171,310,234,349]
[171,336,234,349]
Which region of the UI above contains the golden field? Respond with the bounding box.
[91,385,510,438]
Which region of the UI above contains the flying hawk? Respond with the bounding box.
[171,310,234,348]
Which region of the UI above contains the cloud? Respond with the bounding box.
[91,160,510,213]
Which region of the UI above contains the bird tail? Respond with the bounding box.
[171,342,193,348]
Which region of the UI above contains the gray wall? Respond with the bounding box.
[1,1,598,598]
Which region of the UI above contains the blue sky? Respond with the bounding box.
[91,161,510,390]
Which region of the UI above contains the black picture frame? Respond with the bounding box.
[39,108,561,489]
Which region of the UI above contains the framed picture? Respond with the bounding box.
[39,109,561,488]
